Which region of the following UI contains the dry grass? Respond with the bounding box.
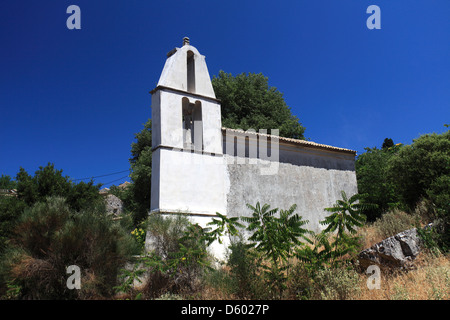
[353,209,449,300]
[190,285,235,300]
[353,250,449,300]
[180,249,449,301]
[357,209,422,249]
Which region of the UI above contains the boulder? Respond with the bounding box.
[358,227,422,271]
[105,194,124,216]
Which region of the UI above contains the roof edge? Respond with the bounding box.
[221,127,357,154]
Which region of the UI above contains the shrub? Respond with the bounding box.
[138,214,211,298]
[0,164,104,262]
[0,197,138,299]
[0,197,27,255]
[286,262,315,300]
[226,239,268,299]
[371,209,421,240]
[425,175,450,251]
[145,213,191,259]
[312,266,361,300]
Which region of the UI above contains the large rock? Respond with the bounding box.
[358,228,423,271]
[105,194,123,216]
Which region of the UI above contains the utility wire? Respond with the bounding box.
[100,175,130,187]
[72,169,130,182]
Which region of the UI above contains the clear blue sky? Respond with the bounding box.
[1,0,449,187]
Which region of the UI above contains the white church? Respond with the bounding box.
[148,38,358,259]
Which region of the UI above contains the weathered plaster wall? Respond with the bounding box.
[151,148,228,216]
[224,141,358,234]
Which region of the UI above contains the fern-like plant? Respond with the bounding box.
[242,202,310,298]
[297,192,376,271]
[296,232,333,272]
[321,191,375,265]
[205,212,244,245]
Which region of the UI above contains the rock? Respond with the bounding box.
[105,194,123,216]
[358,228,422,271]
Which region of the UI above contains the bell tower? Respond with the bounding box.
[150,38,226,219]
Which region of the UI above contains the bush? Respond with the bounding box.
[139,214,210,298]
[0,197,27,255]
[145,213,192,259]
[371,209,421,240]
[226,239,268,299]
[286,262,315,300]
[287,262,361,300]
[425,175,450,251]
[0,164,104,259]
[0,197,138,299]
[312,266,361,300]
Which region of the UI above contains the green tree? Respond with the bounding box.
[389,130,450,208]
[0,175,16,190]
[382,138,394,149]
[389,130,449,251]
[15,163,102,211]
[212,71,306,139]
[66,180,103,212]
[389,130,449,210]
[116,119,152,225]
[15,168,38,206]
[355,146,400,221]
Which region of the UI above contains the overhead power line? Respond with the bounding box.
[72,169,130,182]
[101,175,130,187]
